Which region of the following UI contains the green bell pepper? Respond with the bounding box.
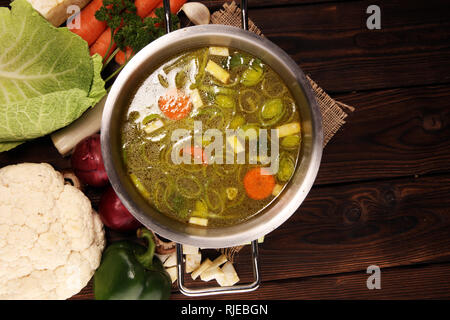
[94,228,172,300]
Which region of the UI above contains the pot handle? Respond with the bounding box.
[162,0,249,31]
[241,0,249,31]
[176,240,261,297]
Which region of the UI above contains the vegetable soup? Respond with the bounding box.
[121,47,301,227]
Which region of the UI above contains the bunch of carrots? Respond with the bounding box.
[70,0,187,65]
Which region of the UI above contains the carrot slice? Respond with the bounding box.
[243,167,276,200]
[69,0,107,46]
[158,89,192,120]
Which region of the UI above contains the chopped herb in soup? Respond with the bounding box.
[121,47,301,227]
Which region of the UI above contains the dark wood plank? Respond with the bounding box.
[69,173,450,299]
[316,84,450,185]
[170,262,450,300]
[245,0,450,92]
[219,174,450,283]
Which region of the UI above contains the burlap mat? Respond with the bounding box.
[210,1,355,260]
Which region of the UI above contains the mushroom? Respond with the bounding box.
[62,170,83,190]
[150,230,176,254]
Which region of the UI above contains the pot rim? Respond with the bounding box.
[101,25,323,248]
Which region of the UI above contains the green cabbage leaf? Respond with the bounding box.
[0,0,106,151]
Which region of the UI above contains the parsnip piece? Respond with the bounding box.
[155,253,171,264]
[190,89,203,109]
[209,47,229,56]
[165,266,178,283]
[206,60,230,83]
[200,266,224,282]
[189,217,208,226]
[163,252,177,268]
[215,272,227,287]
[276,122,301,138]
[191,258,212,280]
[144,119,164,134]
[182,245,199,255]
[272,184,283,197]
[185,253,202,273]
[220,261,240,286]
[207,254,228,271]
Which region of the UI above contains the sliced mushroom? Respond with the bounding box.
[150,230,176,254]
[62,170,82,190]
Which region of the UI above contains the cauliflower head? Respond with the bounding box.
[0,163,105,299]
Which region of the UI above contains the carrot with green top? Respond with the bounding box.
[69,0,107,46]
[114,46,134,65]
[136,0,161,18]
[243,167,276,200]
[115,0,186,65]
[89,27,117,59]
[90,0,159,60]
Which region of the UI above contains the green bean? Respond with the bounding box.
[175,70,187,89]
[127,111,140,122]
[142,114,161,125]
[190,48,209,89]
[163,52,195,74]
[158,74,169,88]
[200,84,236,96]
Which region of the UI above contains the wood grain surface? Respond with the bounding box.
[1,0,449,300]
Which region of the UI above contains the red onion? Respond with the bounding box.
[98,185,141,232]
[71,134,109,187]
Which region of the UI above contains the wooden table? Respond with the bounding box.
[1,0,450,299]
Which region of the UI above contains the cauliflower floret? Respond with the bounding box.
[0,163,105,300]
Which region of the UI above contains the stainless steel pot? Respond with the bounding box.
[101,0,323,296]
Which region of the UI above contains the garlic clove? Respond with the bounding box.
[181,2,211,25]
